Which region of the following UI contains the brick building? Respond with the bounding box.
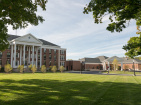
[0,34,66,71]
[66,56,141,71]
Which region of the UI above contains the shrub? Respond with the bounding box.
[49,66,52,71]
[28,64,32,70]
[18,65,24,73]
[4,64,12,73]
[60,66,65,73]
[51,66,57,73]
[0,65,1,71]
[41,65,46,73]
[31,65,37,73]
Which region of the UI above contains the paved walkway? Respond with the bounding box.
[65,71,141,76]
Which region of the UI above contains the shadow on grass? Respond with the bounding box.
[0,79,141,105]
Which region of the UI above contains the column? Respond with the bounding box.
[105,62,107,70]
[121,62,123,71]
[32,45,34,65]
[40,47,42,67]
[23,45,25,65]
[28,46,30,64]
[58,49,60,70]
[14,44,16,68]
[36,47,38,67]
[103,62,105,70]
[108,62,110,70]
[20,46,22,65]
[11,44,13,67]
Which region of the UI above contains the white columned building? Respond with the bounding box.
[8,34,66,69]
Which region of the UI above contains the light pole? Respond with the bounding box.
[133,59,136,76]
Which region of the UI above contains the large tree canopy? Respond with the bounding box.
[123,26,141,58]
[0,0,47,51]
[83,0,141,32]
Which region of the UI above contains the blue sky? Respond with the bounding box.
[8,0,137,60]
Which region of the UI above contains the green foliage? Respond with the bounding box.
[49,66,52,71]
[41,65,46,73]
[60,66,65,73]
[31,65,37,73]
[0,65,1,71]
[4,64,12,73]
[18,65,24,73]
[135,56,141,60]
[83,0,141,32]
[51,66,57,73]
[0,0,47,51]
[28,64,32,70]
[112,58,119,71]
[123,34,141,58]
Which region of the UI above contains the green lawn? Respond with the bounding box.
[102,70,141,75]
[0,73,141,105]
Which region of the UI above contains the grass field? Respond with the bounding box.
[0,73,141,105]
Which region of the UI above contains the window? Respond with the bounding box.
[44,61,46,65]
[60,56,64,60]
[49,54,51,60]
[61,50,64,54]
[25,61,27,66]
[44,48,46,53]
[54,49,56,54]
[0,60,1,65]
[16,45,19,50]
[16,52,18,58]
[60,62,65,66]
[0,52,2,58]
[49,61,51,66]
[16,61,18,66]
[44,54,46,60]
[54,56,56,60]
[54,61,56,66]
[49,49,51,54]
[6,59,10,64]
[38,61,40,66]
[7,52,10,58]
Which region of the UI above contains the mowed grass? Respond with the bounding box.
[0,73,141,105]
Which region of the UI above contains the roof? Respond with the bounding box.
[84,58,102,63]
[96,56,109,62]
[7,34,59,47]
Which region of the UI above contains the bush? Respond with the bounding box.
[4,64,12,73]
[41,65,46,73]
[18,65,24,73]
[60,66,65,73]
[0,65,1,71]
[31,65,37,73]
[28,64,32,70]
[51,66,57,73]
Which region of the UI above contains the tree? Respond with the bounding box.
[41,65,46,73]
[18,65,24,73]
[0,0,47,51]
[83,0,141,32]
[51,66,57,73]
[135,56,141,60]
[31,65,37,73]
[123,25,141,58]
[60,66,65,73]
[4,64,12,73]
[28,64,32,70]
[112,58,119,71]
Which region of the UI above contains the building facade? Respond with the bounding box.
[0,34,66,70]
[66,56,141,71]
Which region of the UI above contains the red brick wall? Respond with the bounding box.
[85,64,103,70]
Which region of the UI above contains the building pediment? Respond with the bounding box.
[13,33,43,44]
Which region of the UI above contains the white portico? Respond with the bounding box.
[8,34,66,68]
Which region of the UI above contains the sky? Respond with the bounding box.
[8,0,137,60]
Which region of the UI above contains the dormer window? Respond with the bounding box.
[28,37,30,39]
